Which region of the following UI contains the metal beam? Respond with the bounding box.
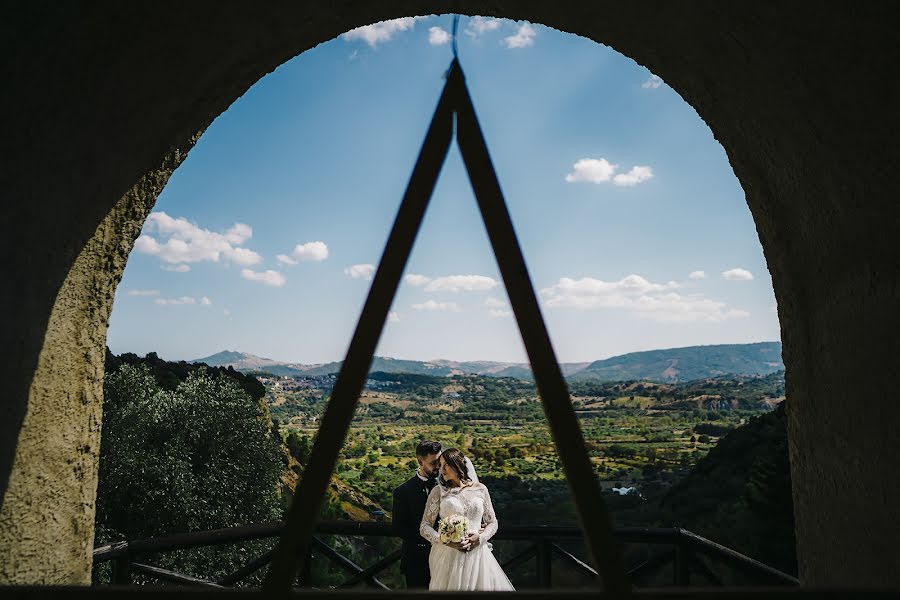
[336,549,401,589]
[216,548,274,586]
[310,537,388,590]
[130,563,224,588]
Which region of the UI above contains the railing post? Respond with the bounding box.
[111,553,132,585]
[673,531,690,586]
[297,547,312,587]
[537,539,552,588]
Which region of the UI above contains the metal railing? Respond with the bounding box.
[92,521,799,589]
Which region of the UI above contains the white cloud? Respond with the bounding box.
[540,274,747,322]
[135,211,262,267]
[424,275,498,293]
[565,158,653,187]
[613,165,654,187]
[429,26,451,45]
[223,223,252,244]
[223,309,232,317]
[342,17,420,47]
[154,296,197,306]
[543,275,673,301]
[344,263,376,280]
[504,23,536,48]
[127,289,159,297]
[565,158,617,184]
[134,235,160,254]
[485,297,513,318]
[275,241,329,266]
[466,16,502,37]
[632,293,751,323]
[200,296,212,305]
[404,273,432,287]
[484,297,509,309]
[225,246,264,266]
[689,271,707,280]
[241,269,286,287]
[722,268,754,281]
[642,74,663,89]
[290,241,329,262]
[162,264,191,273]
[388,311,401,323]
[412,300,461,312]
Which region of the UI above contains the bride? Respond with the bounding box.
[419,447,515,591]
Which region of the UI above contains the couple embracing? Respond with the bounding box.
[392,441,515,591]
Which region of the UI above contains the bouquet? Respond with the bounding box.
[438,514,470,544]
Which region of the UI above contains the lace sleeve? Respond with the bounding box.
[419,486,442,544]
[480,484,498,542]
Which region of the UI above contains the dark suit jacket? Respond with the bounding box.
[392,474,437,573]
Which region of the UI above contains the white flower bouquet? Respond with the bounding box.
[438,514,470,544]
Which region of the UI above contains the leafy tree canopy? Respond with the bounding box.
[95,363,283,580]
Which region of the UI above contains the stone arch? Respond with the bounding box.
[1,1,898,586]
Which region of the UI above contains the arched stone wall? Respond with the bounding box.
[1,0,898,585]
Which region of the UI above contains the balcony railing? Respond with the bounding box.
[91,521,798,589]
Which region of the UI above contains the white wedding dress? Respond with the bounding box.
[419,481,515,591]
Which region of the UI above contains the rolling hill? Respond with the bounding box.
[569,342,783,383]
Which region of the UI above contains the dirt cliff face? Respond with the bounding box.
[2,2,899,585]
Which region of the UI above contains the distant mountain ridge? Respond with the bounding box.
[192,342,782,383]
[571,342,784,383]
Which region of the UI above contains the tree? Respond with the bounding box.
[360,464,376,481]
[95,364,283,581]
[287,431,312,464]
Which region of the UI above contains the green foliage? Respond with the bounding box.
[694,422,733,436]
[105,348,266,400]
[95,363,283,582]
[102,353,794,584]
[286,431,312,464]
[655,404,796,576]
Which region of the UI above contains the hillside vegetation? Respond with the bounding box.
[571,342,783,382]
[99,348,795,586]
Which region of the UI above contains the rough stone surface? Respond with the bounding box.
[1,0,898,585]
[0,142,196,583]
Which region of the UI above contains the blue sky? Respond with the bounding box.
[107,16,780,364]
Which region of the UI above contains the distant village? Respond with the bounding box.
[256,374,401,393]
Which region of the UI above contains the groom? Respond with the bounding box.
[392,440,441,589]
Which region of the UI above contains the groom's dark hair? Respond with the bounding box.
[416,440,441,457]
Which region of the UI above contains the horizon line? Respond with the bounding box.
[110,339,783,366]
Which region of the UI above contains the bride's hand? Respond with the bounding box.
[446,540,471,552]
[465,532,481,550]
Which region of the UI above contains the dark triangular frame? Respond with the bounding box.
[264,60,630,595]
